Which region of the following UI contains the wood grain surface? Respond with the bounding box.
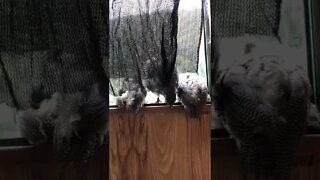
[109,105,211,180]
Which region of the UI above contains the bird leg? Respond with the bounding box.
[155,96,162,104]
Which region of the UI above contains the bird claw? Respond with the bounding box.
[155,97,162,104]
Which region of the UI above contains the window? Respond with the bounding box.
[109,0,210,107]
[211,0,314,131]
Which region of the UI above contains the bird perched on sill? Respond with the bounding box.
[15,92,62,145]
[177,73,208,118]
[213,47,315,179]
[142,25,179,107]
[116,76,147,113]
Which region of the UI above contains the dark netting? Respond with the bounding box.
[176,4,203,73]
[109,0,203,106]
[0,0,109,162]
[212,0,282,39]
[211,0,283,129]
[109,0,180,78]
[0,0,109,109]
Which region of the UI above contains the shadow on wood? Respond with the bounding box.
[109,105,211,180]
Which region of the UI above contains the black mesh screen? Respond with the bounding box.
[0,0,109,162]
[109,0,203,99]
[212,0,282,39]
[0,0,109,109]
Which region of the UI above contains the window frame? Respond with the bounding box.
[305,0,320,107]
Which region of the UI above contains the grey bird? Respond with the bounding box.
[177,73,208,118]
[142,24,179,107]
[213,55,312,179]
[15,92,62,145]
[116,76,147,113]
[143,57,179,106]
[52,83,108,163]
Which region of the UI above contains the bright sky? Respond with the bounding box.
[179,0,202,10]
[110,0,203,18]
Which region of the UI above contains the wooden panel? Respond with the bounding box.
[212,136,320,180]
[0,145,108,180]
[109,105,211,180]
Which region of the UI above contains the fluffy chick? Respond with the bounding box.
[177,73,208,118]
[15,92,62,145]
[117,76,147,113]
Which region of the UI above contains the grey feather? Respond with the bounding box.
[177,73,208,118]
[213,54,311,178]
[15,92,62,145]
[117,76,146,113]
[143,58,179,106]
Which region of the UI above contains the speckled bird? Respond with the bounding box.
[116,76,147,113]
[213,54,312,179]
[177,73,208,118]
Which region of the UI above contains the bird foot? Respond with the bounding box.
[155,97,162,104]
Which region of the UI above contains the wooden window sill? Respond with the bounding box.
[109,104,211,180]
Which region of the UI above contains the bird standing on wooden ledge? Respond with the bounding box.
[143,56,179,107]
[142,24,179,107]
[178,73,208,118]
[213,45,317,179]
[116,76,147,113]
